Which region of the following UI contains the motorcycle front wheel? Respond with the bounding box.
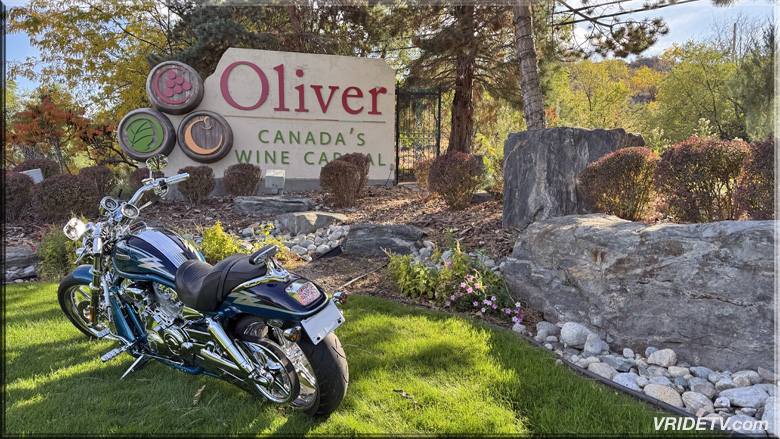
[234,317,349,417]
[57,273,108,339]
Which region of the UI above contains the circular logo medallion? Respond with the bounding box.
[117,108,176,161]
[177,111,234,163]
[146,61,204,115]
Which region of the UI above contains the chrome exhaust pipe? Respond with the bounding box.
[198,348,242,374]
[205,317,256,376]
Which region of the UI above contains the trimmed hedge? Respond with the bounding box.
[31,174,98,221]
[177,166,216,204]
[13,158,60,179]
[4,171,35,220]
[320,160,362,208]
[579,147,659,221]
[336,153,370,194]
[79,165,117,199]
[428,152,483,210]
[413,157,435,191]
[735,137,775,220]
[654,135,748,222]
[223,163,262,196]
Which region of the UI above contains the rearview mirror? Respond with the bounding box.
[146,154,168,176]
[63,217,87,241]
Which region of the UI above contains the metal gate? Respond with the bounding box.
[395,86,442,182]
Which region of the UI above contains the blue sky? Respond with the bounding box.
[3,0,776,93]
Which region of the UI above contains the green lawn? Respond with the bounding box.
[5,282,689,436]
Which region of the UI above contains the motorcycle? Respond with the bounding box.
[59,155,349,417]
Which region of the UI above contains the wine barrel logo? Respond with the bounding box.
[117,108,176,160]
[177,111,234,163]
[146,61,204,115]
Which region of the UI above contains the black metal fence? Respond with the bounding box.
[395,86,443,182]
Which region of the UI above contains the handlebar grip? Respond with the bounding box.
[166,173,189,185]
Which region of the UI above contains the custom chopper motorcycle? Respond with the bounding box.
[59,155,348,416]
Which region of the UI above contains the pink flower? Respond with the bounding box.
[473,301,478,307]
[512,316,518,323]
[492,304,497,309]
[460,282,466,288]
[466,275,474,282]
[491,296,496,301]
[466,287,473,293]
[505,309,511,314]
[450,295,455,300]
[483,299,491,305]
[445,301,451,307]
[434,292,438,296]
[29,245,36,252]
[480,307,486,313]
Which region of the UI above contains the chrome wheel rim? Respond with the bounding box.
[64,284,106,337]
[272,329,318,410]
[240,339,299,405]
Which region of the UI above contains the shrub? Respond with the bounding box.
[35,224,81,280]
[579,147,660,221]
[199,221,245,264]
[31,174,98,221]
[735,137,775,220]
[428,152,484,210]
[177,166,216,205]
[654,135,749,222]
[413,157,435,191]
[4,171,35,221]
[199,221,300,267]
[13,158,60,179]
[79,165,117,199]
[336,153,370,194]
[320,160,362,208]
[223,163,262,196]
[384,233,523,323]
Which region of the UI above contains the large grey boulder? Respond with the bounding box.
[503,127,644,228]
[234,196,314,216]
[6,245,38,268]
[341,224,427,257]
[502,214,774,371]
[276,211,347,235]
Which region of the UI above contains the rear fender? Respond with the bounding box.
[219,279,329,321]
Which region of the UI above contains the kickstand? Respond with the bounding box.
[120,354,149,380]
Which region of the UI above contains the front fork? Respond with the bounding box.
[88,256,103,328]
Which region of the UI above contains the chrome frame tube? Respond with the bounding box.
[205,317,256,376]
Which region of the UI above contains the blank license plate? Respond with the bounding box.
[301,301,344,345]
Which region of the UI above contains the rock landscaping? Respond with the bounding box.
[513,320,777,436]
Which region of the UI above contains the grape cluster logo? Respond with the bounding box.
[119,61,233,163]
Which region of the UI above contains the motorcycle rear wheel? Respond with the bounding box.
[234,317,349,417]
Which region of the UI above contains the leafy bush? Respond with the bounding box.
[199,221,244,264]
[223,163,262,196]
[31,174,98,221]
[336,153,370,195]
[4,171,35,220]
[35,224,81,280]
[128,167,164,204]
[735,137,774,220]
[413,157,435,191]
[13,158,60,179]
[428,152,484,210]
[385,232,523,323]
[579,147,660,221]
[320,160,362,208]
[79,165,117,199]
[177,166,216,205]
[654,135,749,222]
[199,221,300,267]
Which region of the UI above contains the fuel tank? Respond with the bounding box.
[112,226,205,285]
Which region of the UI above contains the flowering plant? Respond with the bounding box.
[440,273,524,323]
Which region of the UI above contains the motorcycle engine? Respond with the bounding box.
[120,281,191,360]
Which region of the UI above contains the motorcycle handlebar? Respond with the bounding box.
[128,173,189,206]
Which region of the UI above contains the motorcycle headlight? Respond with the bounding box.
[285,280,321,306]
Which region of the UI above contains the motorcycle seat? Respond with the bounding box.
[175,254,268,311]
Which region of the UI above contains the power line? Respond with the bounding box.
[557,0,701,25]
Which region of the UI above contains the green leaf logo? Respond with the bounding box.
[127,117,163,152]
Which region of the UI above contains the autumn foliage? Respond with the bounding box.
[13,158,60,179]
[177,166,216,205]
[31,174,98,221]
[4,171,35,220]
[428,152,484,210]
[223,163,262,196]
[579,147,660,221]
[735,137,775,220]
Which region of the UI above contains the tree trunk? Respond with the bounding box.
[448,52,476,153]
[513,3,547,131]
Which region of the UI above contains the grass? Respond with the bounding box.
[4,282,694,436]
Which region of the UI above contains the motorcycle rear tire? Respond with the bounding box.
[297,332,349,417]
